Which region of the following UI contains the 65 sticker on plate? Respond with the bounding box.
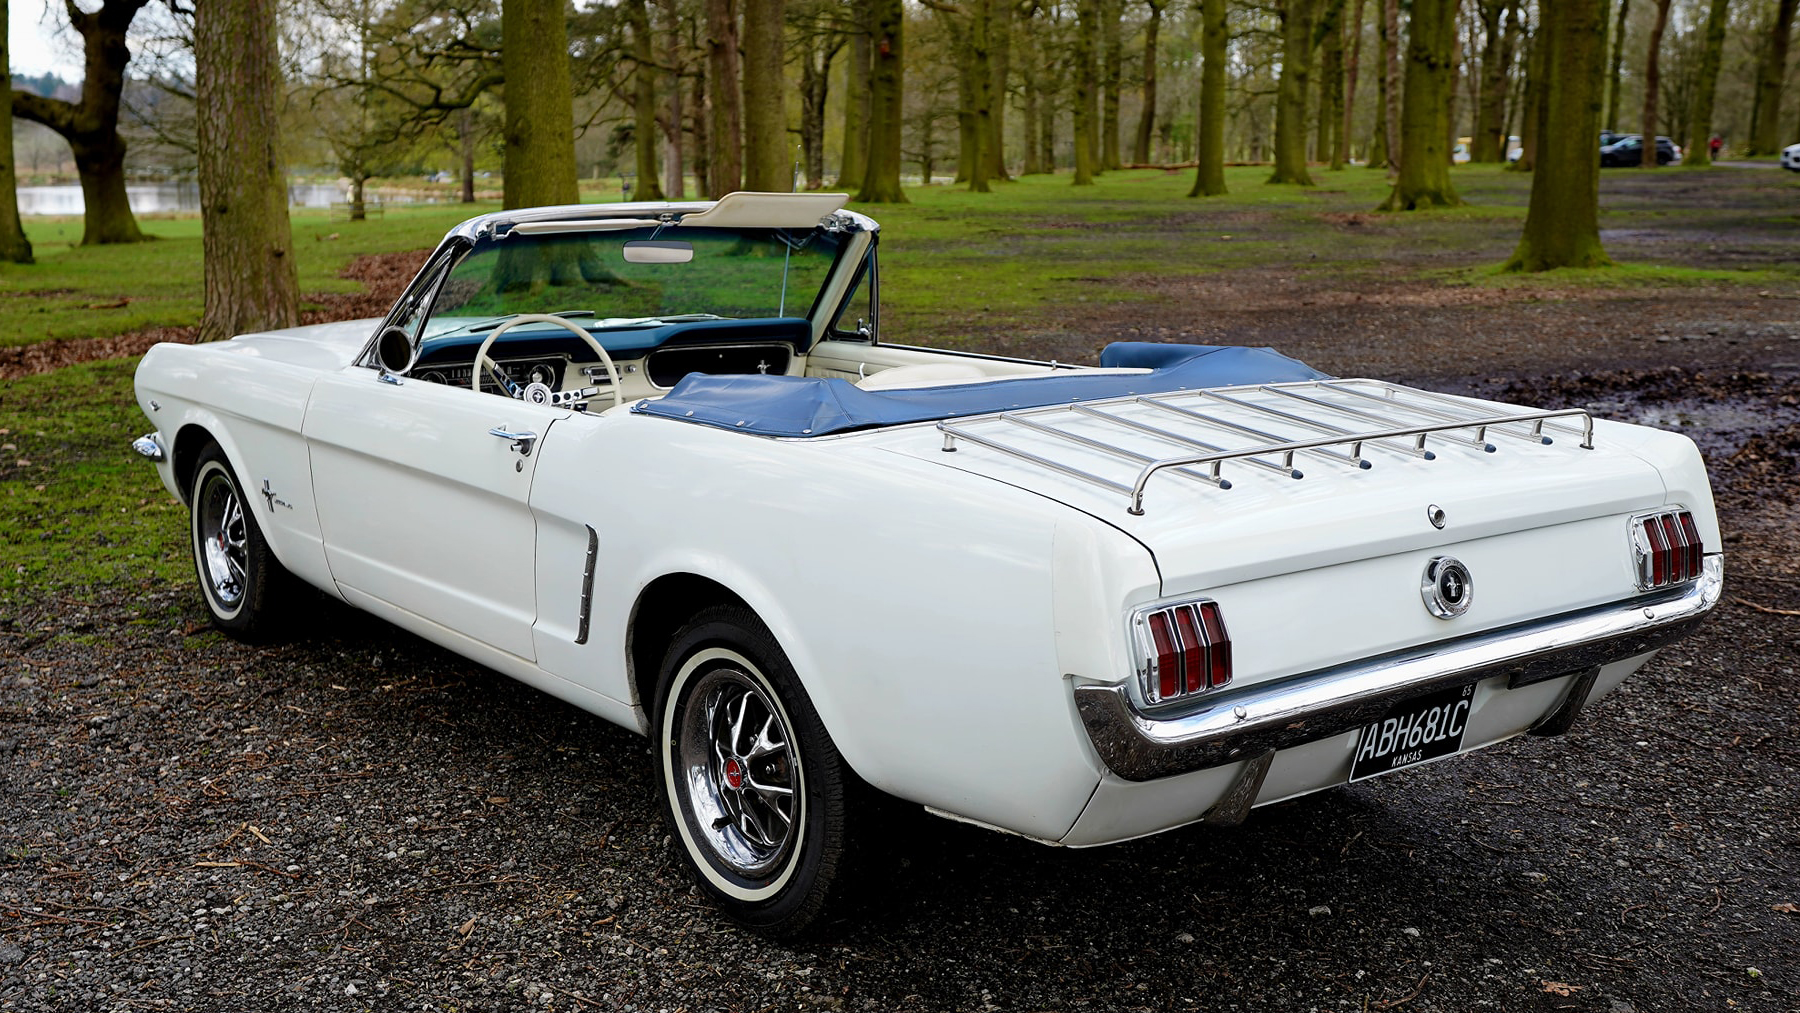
[1349,682,1474,782]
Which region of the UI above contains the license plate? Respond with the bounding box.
[1349,683,1475,782]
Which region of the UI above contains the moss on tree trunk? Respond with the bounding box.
[502,0,579,208]
[1683,0,1730,167]
[705,0,743,196]
[194,0,299,343]
[1072,0,1100,185]
[837,18,871,192]
[1189,0,1229,196]
[1379,0,1464,209]
[742,0,788,191]
[1747,0,1795,155]
[1269,0,1317,184]
[0,0,32,265]
[628,0,666,201]
[1504,0,1611,271]
[854,0,908,203]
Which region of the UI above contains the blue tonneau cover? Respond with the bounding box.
[632,342,1329,437]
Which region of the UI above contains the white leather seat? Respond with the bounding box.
[854,362,995,390]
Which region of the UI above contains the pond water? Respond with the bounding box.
[13,182,431,215]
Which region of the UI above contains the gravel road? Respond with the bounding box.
[4,358,1798,1011]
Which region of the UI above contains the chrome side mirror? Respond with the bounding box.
[375,325,416,379]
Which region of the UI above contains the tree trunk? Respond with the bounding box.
[349,174,367,221]
[194,0,299,343]
[798,31,840,190]
[0,0,33,264]
[950,6,979,185]
[1470,0,1503,160]
[1318,0,1346,170]
[967,0,995,192]
[1379,0,1464,207]
[986,0,1012,181]
[1445,8,1464,163]
[705,0,744,195]
[1189,0,1229,195]
[690,60,710,197]
[502,0,579,208]
[742,0,787,190]
[1073,0,1100,184]
[1514,11,1545,171]
[1341,0,1366,165]
[1371,7,1391,166]
[1605,0,1630,131]
[459,108,477,203]
[1133,0,1164,164]
[1021,33,1045,175]
[1471,0,1518,161]
[1683,0,1730,167]
[1639,0,1671,168]
[838,7,871,190]
[1101,0,1123,169]
[9,0,150,245]
[664,9,686,198]
[1383,0,1401,170]
[1748,0,1798,154]
[628,0,666,200]
[854,0,907,202]
[1270,0,1318,184]
[1505,0,1610,270]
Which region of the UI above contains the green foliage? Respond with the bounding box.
[0,204,499,347]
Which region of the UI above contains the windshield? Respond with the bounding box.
[422,225,847,343]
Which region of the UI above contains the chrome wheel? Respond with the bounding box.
[675,664,801,878]
[186,444,291,639]
[196,467,249,609]
[656,608,849,935]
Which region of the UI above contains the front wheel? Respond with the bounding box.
[188,443,291,639]
[653,607,848,936]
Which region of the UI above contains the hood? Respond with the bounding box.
[204,318,383,372]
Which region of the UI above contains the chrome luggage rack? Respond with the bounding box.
[935,379,1595,515]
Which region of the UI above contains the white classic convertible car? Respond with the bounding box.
[132,193,1721,934]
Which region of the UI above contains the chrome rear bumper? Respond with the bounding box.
[1075,555,1723,782]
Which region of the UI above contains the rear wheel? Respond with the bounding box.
[653,606,848,936]
[188,443,290,639]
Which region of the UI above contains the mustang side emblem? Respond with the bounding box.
[1421,556,1473,619]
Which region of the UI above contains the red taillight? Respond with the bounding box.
[1138,600,1232,705]
[1633,508,1705,590]
[1147,610,1178,700]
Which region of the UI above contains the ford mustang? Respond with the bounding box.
[131,193,1722,934]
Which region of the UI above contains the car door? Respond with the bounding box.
[303,365,571,661]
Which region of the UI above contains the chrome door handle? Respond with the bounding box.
[489,426,537,456]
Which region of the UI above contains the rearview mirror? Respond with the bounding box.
[622,240,694,264]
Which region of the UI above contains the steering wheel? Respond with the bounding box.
[471,313,624,411]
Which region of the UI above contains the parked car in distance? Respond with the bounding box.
[131,194,1724,936]
[1601,134,1681,166]
[1783,142,1800,171]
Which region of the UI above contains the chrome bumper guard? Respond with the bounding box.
[1075,555,1723,782]
[130,433,166,463]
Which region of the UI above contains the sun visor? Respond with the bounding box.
[677,192,849,229]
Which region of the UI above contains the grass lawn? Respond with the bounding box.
[2,163,1797,601]
[0,204,500,347]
